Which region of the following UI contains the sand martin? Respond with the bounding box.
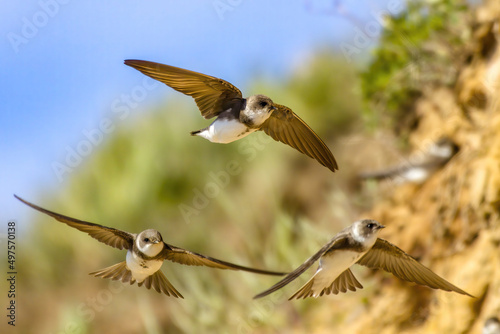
[254,219,472,300]
[359,137,458,183]
[124,59,338,172]
[484,317,500,334]
[16,195,286,298]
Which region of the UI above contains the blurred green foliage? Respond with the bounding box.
[253,52,361,137]
[361,0,470,132]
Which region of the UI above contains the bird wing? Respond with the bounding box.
[259,104,338,172]
[160,243,286,276]
[357,238,472,296]
[15,195,134,250]
[253,234,347,299]
[124,60,243,119]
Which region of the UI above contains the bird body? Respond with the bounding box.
[484,317,500,334]
[359,137,458,183]
[127,251,161,282]
[193,116,255,143]
[124,231,164,283]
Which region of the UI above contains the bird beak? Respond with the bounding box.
[377,225,386,230]
[153,240,160,244]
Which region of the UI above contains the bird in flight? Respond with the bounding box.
[255,219,472,300]
[359,137,458,183]
[16,195,286,298]
[125,60,338,172]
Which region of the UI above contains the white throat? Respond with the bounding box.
[242,105,272,127]
[137,241,163,257]
[429,143,453,158]
[352,226,368,243]
[352,225,377,247]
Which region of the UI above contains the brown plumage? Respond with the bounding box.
[16,195,286,298]
[125,60,338,172]
[255,220,472,300]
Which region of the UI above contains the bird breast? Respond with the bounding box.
[200,118,256,143]
[240,107,272,128]
[126,250,163,283]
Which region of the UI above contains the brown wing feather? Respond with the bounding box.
[260,104,338,172]
[254,233,349,299]
[15,195,134,250]
[124,60,243,119]
[161,244,285,276]
[357,238,473,297]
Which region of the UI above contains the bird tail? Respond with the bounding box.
[289,269,363,300]
[89,262,184,298]
[139,270,184,298]
[326,268,363,295]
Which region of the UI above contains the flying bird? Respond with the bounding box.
[483,317,500,334]
[16,195,286,298]
[359,137,458,183]
[254,219,472,300]
[124,59,338,172]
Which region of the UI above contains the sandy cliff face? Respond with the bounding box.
[338,1,500,333]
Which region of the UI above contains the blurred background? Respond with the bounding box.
[2,0,500,333]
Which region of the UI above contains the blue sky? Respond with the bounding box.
[1,0,397,224]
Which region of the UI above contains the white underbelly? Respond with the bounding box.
[400,167,430,183]
[197,119,256,143]
[312,250,364,293]
[126,250,163,283]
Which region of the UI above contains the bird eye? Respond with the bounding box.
[367,223,374,229]
[144,238,149,242]
[259,101,268,107]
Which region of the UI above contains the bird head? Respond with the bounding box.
[248,95,275,112]
[352,219,385,245]
[137,229,164,256]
